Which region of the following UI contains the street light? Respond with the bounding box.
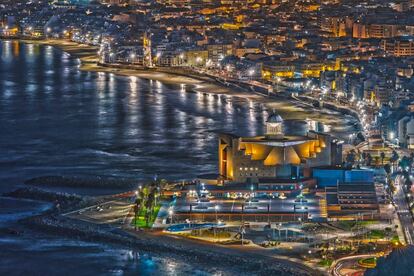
[214,205,219,222]
[248,69,255,81]
[168,209,174,224]
[130,53,136,63]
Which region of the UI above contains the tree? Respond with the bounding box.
[399,156,410,171]
[380,152,386,165]
[405,177,412,191]
[362,152,367,162]
[134,203,140,230]
[366,153,373,166]
[346,150,356,169]
[409,154,414,174]
[145,191,155,226]
[374,156,380,167]
[390,150,399,170]
[384,164,391,176]
[152,178,168,197]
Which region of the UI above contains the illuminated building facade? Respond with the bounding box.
[218,113,343,184]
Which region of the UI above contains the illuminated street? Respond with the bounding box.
[2,0,414,275]
[394,175,414,245]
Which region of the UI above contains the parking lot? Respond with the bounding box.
[172,194,322,221]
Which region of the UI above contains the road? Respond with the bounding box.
[330,254,375,276]
[394,175,414,245]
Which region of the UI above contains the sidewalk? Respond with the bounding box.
[392,209,406,244]
[152,200,172,228]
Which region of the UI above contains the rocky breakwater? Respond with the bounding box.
[25,175,137,189]
[4,187,317,275]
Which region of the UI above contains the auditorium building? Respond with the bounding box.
[218,112,343,187]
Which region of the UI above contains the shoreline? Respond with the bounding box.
[3,38,360,134]
[4,187,318,275]
[0,38,358,274]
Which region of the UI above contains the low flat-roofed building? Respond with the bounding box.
[323,182,379,220]
[312,167,374,187]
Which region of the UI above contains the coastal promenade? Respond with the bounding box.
[0,37,362,126]
[4,186,319,276]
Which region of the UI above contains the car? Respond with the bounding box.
[294,199,308,203]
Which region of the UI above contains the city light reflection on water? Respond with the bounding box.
[0,40,359,275]
[0,41,357,188]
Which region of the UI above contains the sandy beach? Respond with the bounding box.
[6,38,360,135]
[0,38,357,275]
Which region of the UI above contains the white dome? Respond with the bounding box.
[267,112,283,123]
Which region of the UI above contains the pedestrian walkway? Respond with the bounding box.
[152,201,172,228]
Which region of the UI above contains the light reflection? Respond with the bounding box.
[45,45,53,66]
[12,41,19,57]
[217,94,222,105]
[0,40,359,191]
[153,90,164,134]
[206,93,214,113]
[108,73,115,93]
[179,84,187,103]
[129,76,138,92]
[2,40,11,61]
[63,67,70,78]
[165,261,178,274]
[196,91,202,100]
[247,100,256,136]
[155,80,163,92]
[96,72,106,95]
[26,43,34,56]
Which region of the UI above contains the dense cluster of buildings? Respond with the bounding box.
[2,0,414,149]
[188,113,381,222]
[1,0,413,222]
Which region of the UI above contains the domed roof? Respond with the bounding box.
[267,112,283,123]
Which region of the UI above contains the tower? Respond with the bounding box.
[143,31,153,68]
[265,111,284,139]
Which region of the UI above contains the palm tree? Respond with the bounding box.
[380,152,386,165]
[152,178,168,198]
[384,163,392,195]
[384,163,391,176]
[158,179,168,197]
[399,156,410,171]
[134,200,141,230]
[366,153,373,166]
[145,192,155,226]
[409,153,414,174]
[390,150,399,170]
[361,152,367,164]
[374,156,380,167]
[346,150,356,169]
